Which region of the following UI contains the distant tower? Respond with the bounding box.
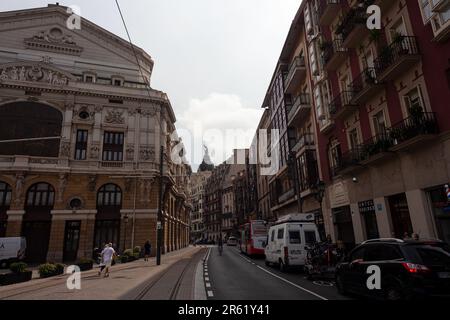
[198,144,214,172]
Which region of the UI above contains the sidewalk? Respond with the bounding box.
[0,246,203,300]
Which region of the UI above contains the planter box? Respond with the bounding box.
[0,271,33,286]
[76,262,93,272]
[40,269,64,279]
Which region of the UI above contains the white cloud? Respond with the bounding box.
[177,93,263,169]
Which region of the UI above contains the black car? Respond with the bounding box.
[335,238,450,300]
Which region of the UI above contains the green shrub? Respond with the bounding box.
[55,264,65,274]
[10,262,28,273]
[123,249,133,257]
[38,263,58,278]
[133,246,141,254]
[120,255,128,263]
[133,253,140,260]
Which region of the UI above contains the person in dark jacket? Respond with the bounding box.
[144,240,151,262]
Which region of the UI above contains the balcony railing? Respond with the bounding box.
[374,36,420,81]
[284,56,306,93]
[322,38,348,70]
[350,67,384,104]
[292,133,315,154]
[319,0,341,25]
[278,189,295,204]
[101,161,125,168]
[390,112,439,146]
[287,93,311,124]
[332,112,438,174]
[329,90,358,119]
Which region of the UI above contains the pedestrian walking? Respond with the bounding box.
[99,243,116,278]
[144,240,151,262]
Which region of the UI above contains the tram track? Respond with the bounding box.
[133,249,206,300]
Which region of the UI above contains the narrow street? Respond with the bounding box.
[205,246,349,301]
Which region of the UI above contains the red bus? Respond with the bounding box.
[239,220,268,256]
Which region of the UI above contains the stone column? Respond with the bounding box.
[350,203,366,243]
[5,210,25,237]
[406,189,436,239]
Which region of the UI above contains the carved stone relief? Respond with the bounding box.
[104,109,125,125]
[59,141,71,158]
[140,147,155,161]
[0,65,69,85]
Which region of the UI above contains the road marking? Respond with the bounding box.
[255,266,328,301]
[231,249,328,301]
[313,280,334,287]
[204,248,214,299]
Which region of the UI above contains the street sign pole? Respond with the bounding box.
[157,145,164,266]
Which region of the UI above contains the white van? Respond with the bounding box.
[0,237,26,268]
[264,214,320,271]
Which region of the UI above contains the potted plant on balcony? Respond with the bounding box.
[364,68,376,85]
[369,29,381,44]
[0,262,33,286]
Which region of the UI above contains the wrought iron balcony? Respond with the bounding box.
[390,112,439,150]
[287,93,311,125]
[284,56,307,94]
[322,38,348,71]
[374,36,421,81]
[291,132,315,155]
[336,5,370,48]
[329,90,358,120]
[319,0,341,25]
[350,67,384,104]
[331,112,439,175]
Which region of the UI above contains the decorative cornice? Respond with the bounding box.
[0,82,169,105]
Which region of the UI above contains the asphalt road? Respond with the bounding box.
[207,245,350,300]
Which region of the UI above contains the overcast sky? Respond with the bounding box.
[0,0,300,169]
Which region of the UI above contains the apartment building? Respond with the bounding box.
[309,0,450,248]
[259,4,324,235]
[255,0,450,249]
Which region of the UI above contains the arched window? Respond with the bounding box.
[97,184,122,207]
[26,183,55,207]
[0,102,62,157]
[0,181,12,207]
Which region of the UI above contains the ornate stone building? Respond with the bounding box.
[0,4,190,263]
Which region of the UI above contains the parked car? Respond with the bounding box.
[264,214,320,272]
[335,238,450,300]
[227,237,238,246]
[0,237,27,269]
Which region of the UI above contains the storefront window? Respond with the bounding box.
[428,186,450,244]
[359,200,380,240]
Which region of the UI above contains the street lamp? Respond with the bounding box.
[123,214,129,252]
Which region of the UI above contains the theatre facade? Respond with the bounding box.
[0,4,191,263]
